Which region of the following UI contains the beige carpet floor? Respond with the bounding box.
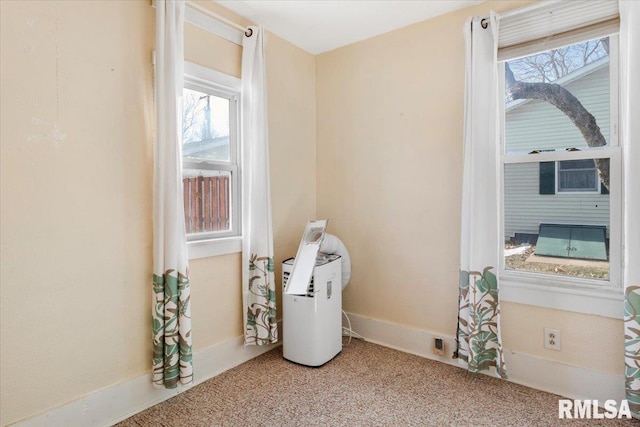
[117,339,638,426]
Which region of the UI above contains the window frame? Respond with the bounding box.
[497,35,624,319]
[183,61,242,259]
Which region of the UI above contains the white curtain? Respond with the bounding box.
[241,26,277,346]
[152,0,193,388]
[621,0,640,416]
[456,13,508,379]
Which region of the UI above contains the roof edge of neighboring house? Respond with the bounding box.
[505,56,610,112]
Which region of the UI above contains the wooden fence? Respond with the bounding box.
[183,175,229,234]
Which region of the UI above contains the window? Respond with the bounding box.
[557,160,600,193]
[183,62,242,258]
[499,32,622,315]
[538,159,608,195]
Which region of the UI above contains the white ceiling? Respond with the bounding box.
[215,1,484,54]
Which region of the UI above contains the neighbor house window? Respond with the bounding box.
[500,34,621,290]
[182,62,242,258]
[557,159,600,193]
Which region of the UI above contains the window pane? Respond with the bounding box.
[558,170,597,191]
[504,160,609,281]
[559,159,596,170]
[504,37,610,155]
[182,88,230,162]
[183,169,231,234]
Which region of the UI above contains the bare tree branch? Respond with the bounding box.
[506,61,610,189]
[600,37,610,55]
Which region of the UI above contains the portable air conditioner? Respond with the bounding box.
[282,253,342,366]
[282,220,345,367]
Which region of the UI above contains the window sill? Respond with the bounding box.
[187,236,241,260]
[499,273,623,319]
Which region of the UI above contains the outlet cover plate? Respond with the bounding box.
[544,328,561,351]
[433,337,445,356]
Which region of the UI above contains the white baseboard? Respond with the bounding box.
[12,336,279,427]
[343,312,624,403]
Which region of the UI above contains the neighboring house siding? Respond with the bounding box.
[504,64,610,239]
[504,163,610,238]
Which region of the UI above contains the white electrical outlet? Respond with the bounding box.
[544,328,561,351]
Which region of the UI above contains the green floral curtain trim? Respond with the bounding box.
[246,254,277,345]
[625,285,640,416]
[456,267,508,379]
[152,270,193,388]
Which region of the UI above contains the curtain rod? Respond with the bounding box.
[185,1,253,37]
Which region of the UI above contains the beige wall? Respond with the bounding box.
[316,0,623,376]
[0,0,625,424]
[0,0,316,424]
[1,1,155,424]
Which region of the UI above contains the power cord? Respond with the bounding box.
[341,310,365,345]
